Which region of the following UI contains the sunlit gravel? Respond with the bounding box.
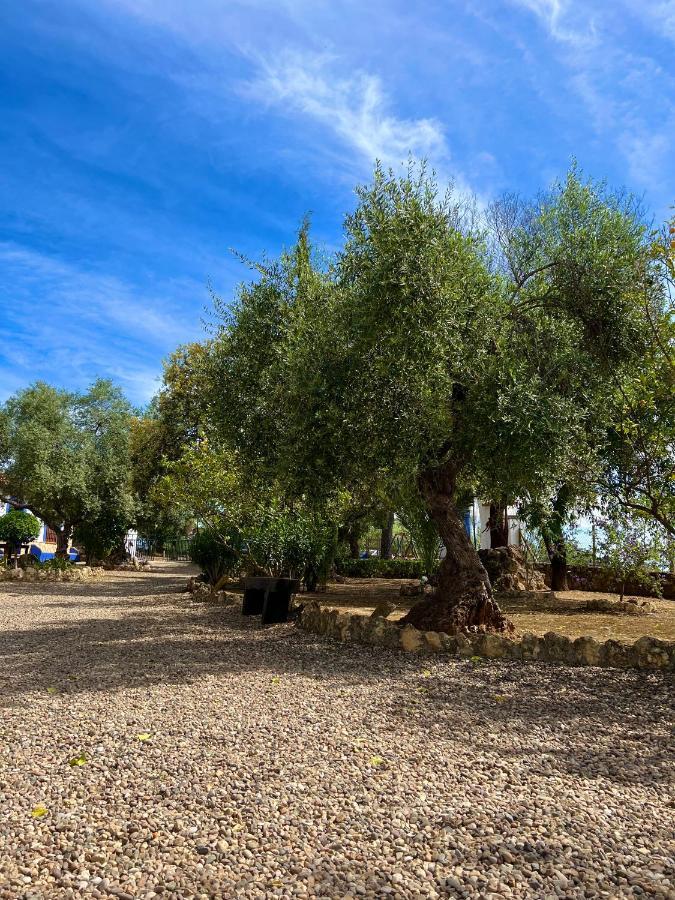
[0,565,673,899]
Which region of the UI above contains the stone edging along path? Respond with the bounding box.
[0,565,105,583]
[299,601,675,672]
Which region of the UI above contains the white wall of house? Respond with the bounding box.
[474,500,521,549]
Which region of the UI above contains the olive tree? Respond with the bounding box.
[0,380,135,558]
[487,171,662,589]
[286,164,659,631]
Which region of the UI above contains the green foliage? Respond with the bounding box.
[244,507,336,588]
[189,529,241,585]
[0,380,136,556]
[0,510,41,546]
[598,273,674,537]
[598,514,664,600]
[155,440,338,586]
[396,487,440,576]
[335,557,430,579]
[36,557,73,573]
[74,495,136,563]
[136,163,671,629]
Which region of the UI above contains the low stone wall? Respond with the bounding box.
[0,565,105,584]
[299,602,675,672]
[536,563,675,600]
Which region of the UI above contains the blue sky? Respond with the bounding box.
[1,0,674,406]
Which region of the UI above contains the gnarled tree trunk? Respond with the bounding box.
[401,464,512,634]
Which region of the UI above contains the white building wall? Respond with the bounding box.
[475,501,521,550]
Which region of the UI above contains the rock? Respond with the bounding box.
[633,636,673,670]
[520,632,545,661]
[369,617,401,649]
[542,631,575,665]
[600,640,637,669]
[424,631,443,652]
[399,625,424,652]
[573,636,602,667]
[370,600,395,619]
[583,597,654,616]
[455,633,475,658]
[399,583,423,598]
[478,546,547,592]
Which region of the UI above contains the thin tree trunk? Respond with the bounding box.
[401,465,512,634]
[488,497,509,548]
[348,530,360,559]
[380,512,395,560]
[549,548,568,591]
[541,485,570,591]
[56,524,73,558]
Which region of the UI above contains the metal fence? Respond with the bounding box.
[136,538,193,561]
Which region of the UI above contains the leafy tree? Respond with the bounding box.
[0,380,135,558]
[0,510,40,567]
[488,169,660,590]
[129,344,214,544]
[282,164,661,631]
[598,513,663,600]
[596,216,674,538]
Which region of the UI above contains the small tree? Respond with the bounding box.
[598,514,662,600]
[0,510,41,568]
[0,380,135,558]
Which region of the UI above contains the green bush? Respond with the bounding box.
[335,557,432,579]
[189,529,241,585]
[0,510,41,545]
[245,509,336,589]
[0,511,41,564]
[38,557,73,573]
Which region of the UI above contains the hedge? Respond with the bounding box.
[335,557,433,579]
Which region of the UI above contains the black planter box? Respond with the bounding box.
[242,577,300,624]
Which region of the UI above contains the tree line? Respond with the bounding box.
[1,162,673,633]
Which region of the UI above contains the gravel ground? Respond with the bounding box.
[0,565,673,900]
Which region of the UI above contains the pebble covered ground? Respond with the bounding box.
[0,564,673,900]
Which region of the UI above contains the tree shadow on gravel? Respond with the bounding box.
[1,575,673,792]
[381,662,674,788]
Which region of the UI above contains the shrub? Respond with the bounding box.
[189,529,241,585]
[245,509,336,589]
[0,510,41,565]
[335,557,432,579]
[38,557,73,573]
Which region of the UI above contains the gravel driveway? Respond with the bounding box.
[0,565,673,899]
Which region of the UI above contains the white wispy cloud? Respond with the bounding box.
[505,0,675,203]
[0,243,206,404]
[242,50,452,177]
[509,0,597,45]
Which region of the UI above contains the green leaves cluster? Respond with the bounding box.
[0,379,136,559]
[0,510,41,548]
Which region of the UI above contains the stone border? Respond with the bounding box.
[299,602,675,672]
[0,565,105,584]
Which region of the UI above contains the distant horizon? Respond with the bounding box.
[2,0,674,404]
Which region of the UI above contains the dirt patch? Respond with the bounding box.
[306,578,675,644]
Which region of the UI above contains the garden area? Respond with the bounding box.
[1,165,674,897]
